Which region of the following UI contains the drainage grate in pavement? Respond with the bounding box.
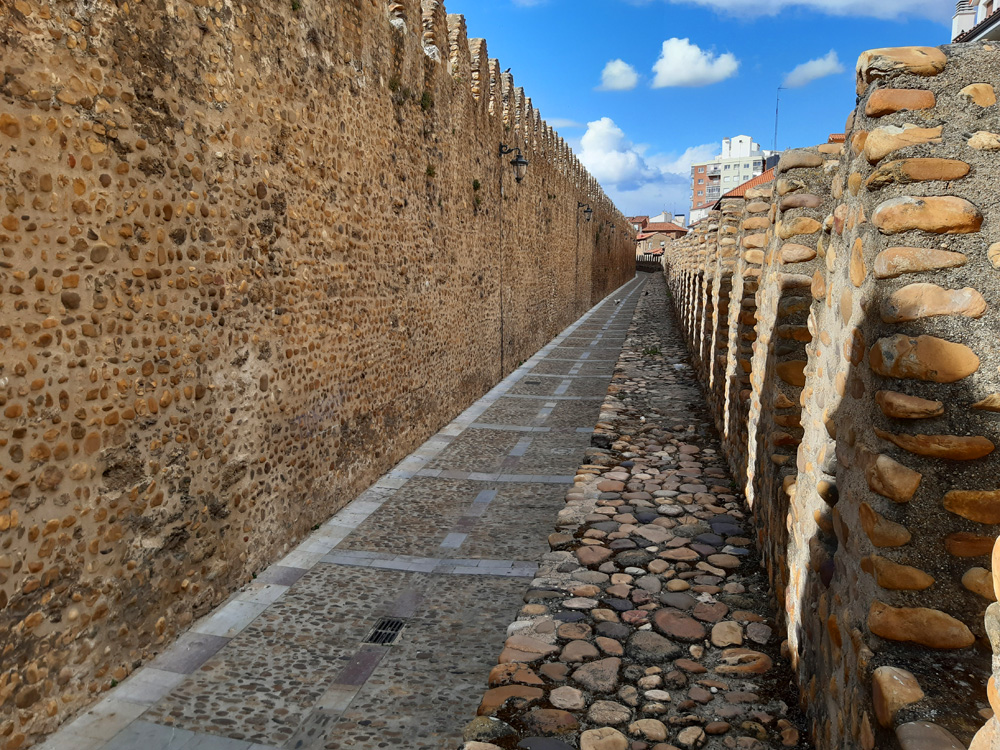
[362,617,407,645]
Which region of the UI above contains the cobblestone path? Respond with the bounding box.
[39,276,649,750]
[462,273,810,750]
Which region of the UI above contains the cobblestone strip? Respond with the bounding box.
[462,273,811,750]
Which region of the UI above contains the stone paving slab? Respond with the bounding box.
[39,276,646,750]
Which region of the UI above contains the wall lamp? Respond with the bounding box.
[577,202,593,222]
[499,144,529,183]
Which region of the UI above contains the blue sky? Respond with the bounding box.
[442,0,953,217]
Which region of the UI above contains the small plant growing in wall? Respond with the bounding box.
[291,0,301,10]
[642,346,662,357]
[420,91,434,111]
[426,165,436,178]
[472,179,481,192]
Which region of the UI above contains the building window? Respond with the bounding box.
[724,164,731,170]
[698,166,705,173]
[697,190,703,196]
[698,179,704,184]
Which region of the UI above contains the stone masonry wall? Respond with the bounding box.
[0,0,633,745]
[663,43,1000,750]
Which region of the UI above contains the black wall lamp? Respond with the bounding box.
[499,143,529,183]
[578,202,593,222]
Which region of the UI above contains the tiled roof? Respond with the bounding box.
[644,222,688,234]
[719,167,776,200]
[828,133,846,143]
[955,10,1000,42]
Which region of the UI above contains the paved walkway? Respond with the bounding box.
[40,276,648,750]
[462,272,809,749]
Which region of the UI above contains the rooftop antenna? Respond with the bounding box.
[773,86,786,152]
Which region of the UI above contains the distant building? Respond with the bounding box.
[633,218,686,259]
[690,135,776,225]
[953,0,1000,42]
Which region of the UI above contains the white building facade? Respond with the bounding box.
[689,135,772,225]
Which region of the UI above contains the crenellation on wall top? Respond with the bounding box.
[446,14,471,81]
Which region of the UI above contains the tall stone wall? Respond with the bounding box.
[663,42,1000,750]
[0,0,633,744]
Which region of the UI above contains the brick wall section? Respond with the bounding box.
[663,43,1000,750]
[0,0,633,744]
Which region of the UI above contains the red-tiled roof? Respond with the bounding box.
[828,133,846,143]
[644,222,687,234]
[954,10,1000,42]
[628,215,650,222]
[720,167,776,200]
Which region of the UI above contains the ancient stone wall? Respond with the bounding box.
[0,0,632,744]
[663,43,1000,750]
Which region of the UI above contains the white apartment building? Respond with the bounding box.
[690,135,773,224]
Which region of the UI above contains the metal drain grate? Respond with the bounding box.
[362,617,407,646]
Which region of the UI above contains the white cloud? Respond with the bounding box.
[576,118,715,215]
[652,39,739,88]
[597,59,640,91]
[546,118,584,129]
[624,0,948,21]
[579,118,653,187]
[783,50,845,88]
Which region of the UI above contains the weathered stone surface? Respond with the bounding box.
[860,503,912,547]
[864,125,943,164]
[778,150,824,172]
[872,196,983,235]
[866,158,969,189]
[873,246,968,278]
[875,390,944,419]
[776,361,807,387]
[777,217,822,240]
[990,242,1000,270]
[961,83,997,107]
[862,555,934,590]
[549,686,587,711]
[895,721,966,750]
[626,631,681,664]
[944,490,1000,524]
[629,719,668,741]
[880,283,986,323]
[866,454,921,503]
[714,648,773,675]
[969,131,1000,150]
[572,657,621,693]
[478,685,545,715]
[653,610,707,642]
[868,601,975,649]
[865,89,936,117]
[962,567,996,601]
[875,429,995,460]
[520,709,580,736]
[973,394,1000,413]
[857,47,947,90]
[464,717,518,743]
[873,667,924,728]
[779,194,823,210]
[580,728,629,750]
[711,621,743,647]
[780,244,817,263]
[945,532,996,558]
[869,334,980,383]
[587,700,631,725]
[578,546,614,566]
